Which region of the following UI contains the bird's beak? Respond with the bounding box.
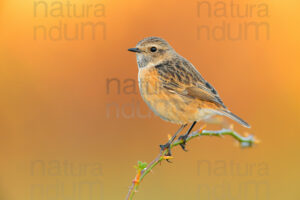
[128,48,141,53]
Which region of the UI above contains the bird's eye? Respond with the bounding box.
[150,47,157,52]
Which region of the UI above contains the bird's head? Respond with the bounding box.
[128,37,175,68]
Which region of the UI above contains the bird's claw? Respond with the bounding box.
[160,143,170,151]
[178,135,188,151]
[160,143,173,162]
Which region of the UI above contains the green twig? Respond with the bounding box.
[125,127,256,200]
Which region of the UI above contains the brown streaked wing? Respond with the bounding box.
[155,58,227,108]
[185,86,225,108]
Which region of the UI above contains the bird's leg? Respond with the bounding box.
[160,124,186,157]
[178,121,197,151]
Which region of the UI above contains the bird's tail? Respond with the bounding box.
[221,110,251,128]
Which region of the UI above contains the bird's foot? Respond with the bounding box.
[159,143,172,162]
[178,135,188,151]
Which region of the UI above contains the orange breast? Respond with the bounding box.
[138,67,207,124]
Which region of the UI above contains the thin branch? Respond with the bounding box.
[125,127,257,200]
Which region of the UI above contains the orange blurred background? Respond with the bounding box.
[0,0,299,199]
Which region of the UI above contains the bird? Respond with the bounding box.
[128,37,250,155]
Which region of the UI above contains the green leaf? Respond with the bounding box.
[137,161,147,170]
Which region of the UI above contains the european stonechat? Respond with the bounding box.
[128,37,250,154]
